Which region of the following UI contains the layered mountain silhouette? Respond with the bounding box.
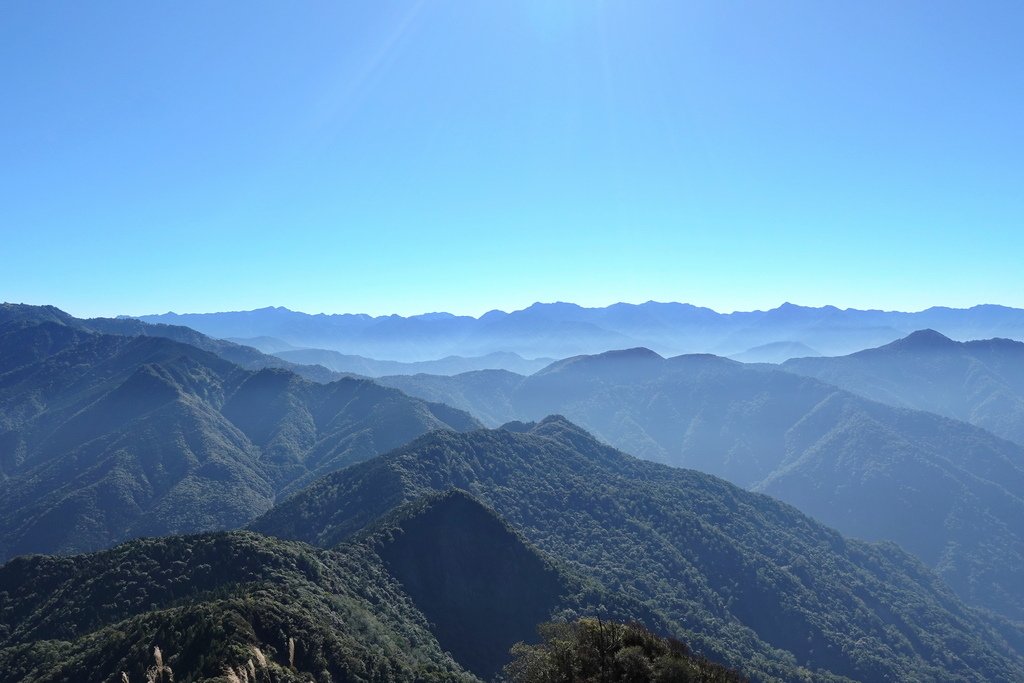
[729,340,821,364]
[2,302,345,383]
[226,335,301,353]
[253,419,1024,682]
[7,301,1024,680]
[0,307,479,562]
[135,301,1024,360]
[378,349,1024,621]
[273,348,554,377]
[784,329,1024,446]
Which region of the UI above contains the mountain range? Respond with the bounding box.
[273,347,555,378]
[253,418,1024,682]
[0,485,749,682]
[3,303,346,384]
[377,339,1024,622]
[0,304,478,562]
[5,302,1024,681]
[133,301,1024,361]
[783,329,1024,446]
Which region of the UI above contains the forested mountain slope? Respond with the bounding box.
[0,317,478,562]
[783,329,1024,446]
[0,493,691,682]
[354,489,665,680]
[0,531,475,682]
[253,418,1024,683]
[0,302,344,383]
[378,350,1024,621]
[504,618,747,683]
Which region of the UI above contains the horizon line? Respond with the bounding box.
[109,300,1020,321]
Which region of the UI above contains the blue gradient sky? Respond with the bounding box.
[1,2,1022,317]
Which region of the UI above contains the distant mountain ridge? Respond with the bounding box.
[132,301,1024,360]
[729,340,822,364]
[783,329,1024,446]
[273,348,555,377]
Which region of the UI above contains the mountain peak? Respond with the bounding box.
[533,347,664,378]
[533,414,579,431]
[603,346,661,358]
[521,301,585,316]
[894,328,958,350]
[499,419,537,433]
[495,415,588,439]
[360,488,505,544]
[765,301,817,318]
[0,302,78,328]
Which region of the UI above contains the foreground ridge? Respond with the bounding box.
[254,418,1024,682]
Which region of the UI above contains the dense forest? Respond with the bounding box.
[254,418,1024,682]
[354,489,667,679]
[504,618,747,683]
[0,532,475,682]
[0,492,718,682]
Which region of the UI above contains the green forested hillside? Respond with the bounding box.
[360,490,573,680]
[378,349,1024,621]
[505,618,746,683]
[783,329,1024,446]
[356,489,667,680]
[253,418,1024,682]
[0,531,475,683]
[0,494,696,682]
[0,315,479,561]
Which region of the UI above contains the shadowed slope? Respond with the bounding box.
[356,489,662,679]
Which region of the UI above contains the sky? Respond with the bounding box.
[1,1,1022,318]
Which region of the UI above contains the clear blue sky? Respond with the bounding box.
[1,1,1022,318]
